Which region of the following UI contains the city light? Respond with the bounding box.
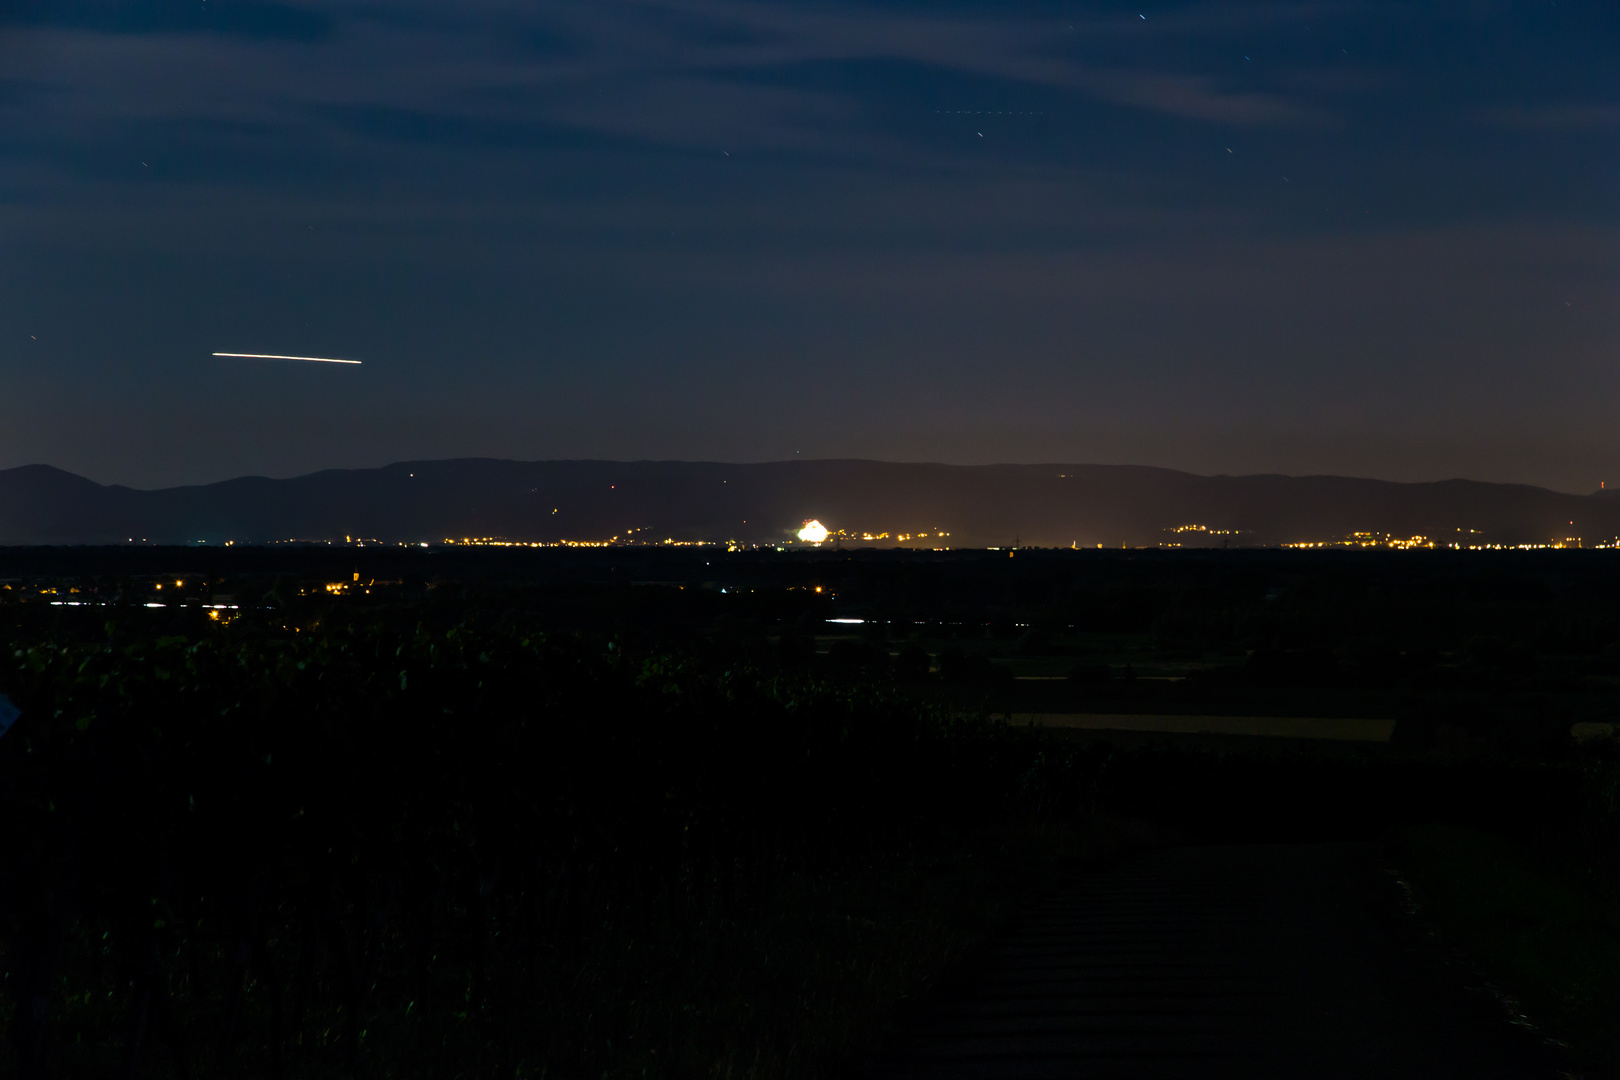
[1286,534,1436,550]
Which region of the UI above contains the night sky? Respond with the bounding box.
[2,0,1616,490]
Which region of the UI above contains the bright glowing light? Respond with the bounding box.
[212,352,361,365]
[798,519,829,543]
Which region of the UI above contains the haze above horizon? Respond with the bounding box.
[3,1,1616,491]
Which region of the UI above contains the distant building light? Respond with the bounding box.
[827,618,865,624]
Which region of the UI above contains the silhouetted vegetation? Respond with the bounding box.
[6,546,1620,1076]
[0,619,1117,1077]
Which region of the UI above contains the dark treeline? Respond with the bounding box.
[0,620,1070,1078]
[4,548,1620,1077]
[16,546,1620,663]
[0,621,1030,1075]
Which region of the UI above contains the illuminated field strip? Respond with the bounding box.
[1012,713,1397,742]
[212,352,361,365]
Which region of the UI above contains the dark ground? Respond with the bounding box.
[5,546,1619,1077]
[858,843,1566,1079]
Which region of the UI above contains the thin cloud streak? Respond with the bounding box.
[1,0,1331,181]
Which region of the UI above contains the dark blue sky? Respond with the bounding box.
[2,0,1616,489]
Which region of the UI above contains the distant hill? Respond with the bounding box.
[0,459,1614,548]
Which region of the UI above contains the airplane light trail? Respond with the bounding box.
[212,352,361,365]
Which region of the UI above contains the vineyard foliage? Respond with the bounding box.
[0,621,1091,1078]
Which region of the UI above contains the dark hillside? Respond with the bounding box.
[0,459,1612,548]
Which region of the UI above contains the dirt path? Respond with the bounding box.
[859,844,1564,1079]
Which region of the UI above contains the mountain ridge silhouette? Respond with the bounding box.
[0,459,1609,548]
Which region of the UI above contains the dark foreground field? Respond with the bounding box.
[3,547,1620,1077]
[862,842,1565,1080]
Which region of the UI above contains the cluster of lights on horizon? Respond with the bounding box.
[93,515,1620,552]
[1285,531,1616,551]
[1287,532,1437,550]
[794,520,951,546]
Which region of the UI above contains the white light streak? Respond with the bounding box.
[213,352,361,365]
